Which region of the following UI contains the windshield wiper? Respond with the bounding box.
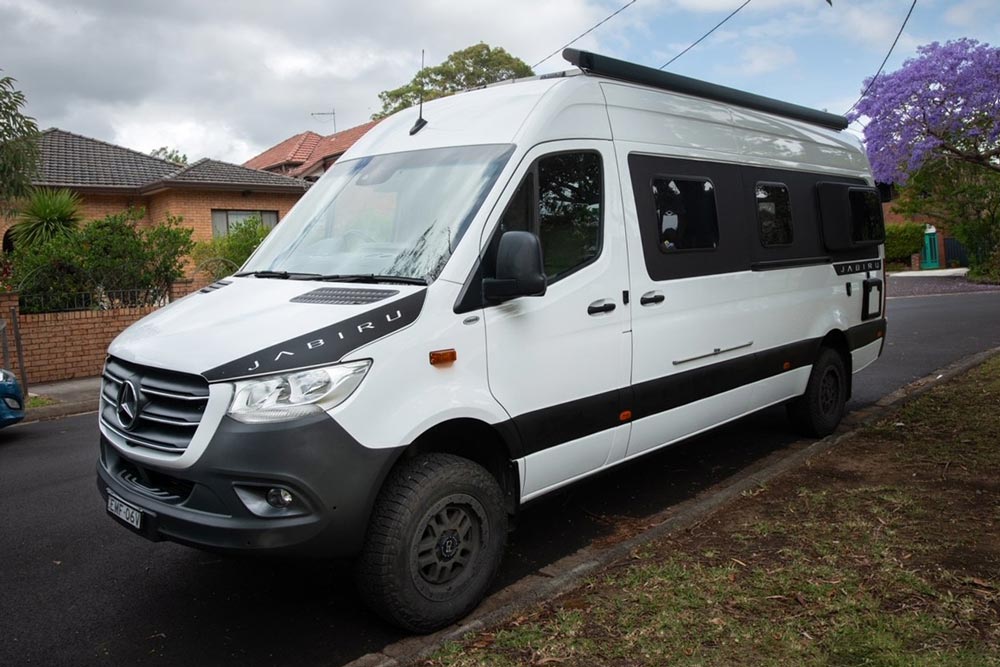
[234,270,322,279]
[313,274,429,285]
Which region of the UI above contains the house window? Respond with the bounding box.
[211,210,279,237]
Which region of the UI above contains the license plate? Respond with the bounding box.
[107,492,143,530]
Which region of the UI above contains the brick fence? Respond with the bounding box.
[0,283,202,385]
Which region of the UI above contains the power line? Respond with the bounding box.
[844,0,917,115]
[660,0,752,70]
[531,0,638,70]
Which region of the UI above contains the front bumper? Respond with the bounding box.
[97,412,404,558]
[0,380,25,427]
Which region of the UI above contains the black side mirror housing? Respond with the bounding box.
[483,231,547,302]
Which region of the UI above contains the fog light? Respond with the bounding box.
[3,397,20,409]
[266,488,293,508]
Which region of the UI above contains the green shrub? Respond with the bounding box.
[78,209,148,292]
[10,208,194,312]
[883,223,925,263]
[191,217,270,280]
[12,233,93,311]
[971,245,1000,282]
[142,214,194,294]
[12,187,83,248]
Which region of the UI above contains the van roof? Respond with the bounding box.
[343,53,867,178]
[563,49,849,132]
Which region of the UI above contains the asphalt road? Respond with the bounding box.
[2,291,1000,666]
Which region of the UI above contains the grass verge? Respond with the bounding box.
[26,395,57,409]
[427,357,1000,666]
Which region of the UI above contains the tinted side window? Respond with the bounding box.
[849,188,885,243]
[493,152,602,282]
[652,177,718,251]
[537,153,602,279]
[756,183,793,246]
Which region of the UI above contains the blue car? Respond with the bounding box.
[0,369,25,427]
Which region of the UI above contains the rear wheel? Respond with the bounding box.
[356,453,507,633]
[787,346,847,437]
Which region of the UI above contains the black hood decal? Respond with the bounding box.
[203,289,427,382]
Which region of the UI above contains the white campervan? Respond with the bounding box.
[98,50,886,631]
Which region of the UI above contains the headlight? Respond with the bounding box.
[0,370,11,383]
[228,360,371,424]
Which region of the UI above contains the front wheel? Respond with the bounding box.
[786,346,847,437]
[356,453,507,633]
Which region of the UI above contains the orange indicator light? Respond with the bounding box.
[619,410,632,422]
[429,349,457,366]
[782,361,792,370]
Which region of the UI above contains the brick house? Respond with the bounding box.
[1,128,310,254]
[243,120,379,180]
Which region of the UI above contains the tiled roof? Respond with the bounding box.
[244,121,380,178]
[145,158,309,191]
[34,128,307,192]
[242,131,322,171]
[35,128,181,188]
[291,120,380,177]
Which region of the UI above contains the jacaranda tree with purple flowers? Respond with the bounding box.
[850,39,1000,184]
[852,39,1000,276]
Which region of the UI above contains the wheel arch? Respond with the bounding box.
[819,328,852,399]
[399,417,521,515]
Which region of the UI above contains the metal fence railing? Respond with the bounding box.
[18,288,169,314]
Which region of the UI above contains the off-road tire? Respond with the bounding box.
[786,346,848,437]
[355,453,507,633]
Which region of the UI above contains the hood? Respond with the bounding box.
[110,278,427,381]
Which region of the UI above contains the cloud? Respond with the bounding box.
[721,43,797,77]
[944,0,999,29]
[666,0,790,13]
[0,0,616,162]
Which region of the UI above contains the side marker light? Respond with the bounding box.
[619,410,632,422]
[429,349,457,366]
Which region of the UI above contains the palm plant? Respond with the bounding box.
[12,187,83,249]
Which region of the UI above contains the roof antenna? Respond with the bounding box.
[409,49,428,136]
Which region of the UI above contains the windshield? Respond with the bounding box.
[243,144,515,282]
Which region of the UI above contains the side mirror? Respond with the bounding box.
[483,231,547,302]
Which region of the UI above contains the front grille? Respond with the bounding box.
[118,458,195,503]
[101,356,209,455]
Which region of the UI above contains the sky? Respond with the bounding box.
[1,0,998,165]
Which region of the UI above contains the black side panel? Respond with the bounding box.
[513,388,623,457]
[628,154,750,280]
[512,320,885,457]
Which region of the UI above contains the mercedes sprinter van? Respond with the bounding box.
[98,49,886,631]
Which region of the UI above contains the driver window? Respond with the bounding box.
[491,151,603,282]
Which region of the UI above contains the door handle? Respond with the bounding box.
[587,300,616,315]
[640,291,665,306]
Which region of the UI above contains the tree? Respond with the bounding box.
[372,43,534,120]
[12,187,83,248]
[0,71,39,215]
[892,158,1000,272]
[849,39,1000,184]
[149,146,188,165]
[191,217,271,280]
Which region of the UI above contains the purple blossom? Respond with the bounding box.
[849,39,1000,184]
